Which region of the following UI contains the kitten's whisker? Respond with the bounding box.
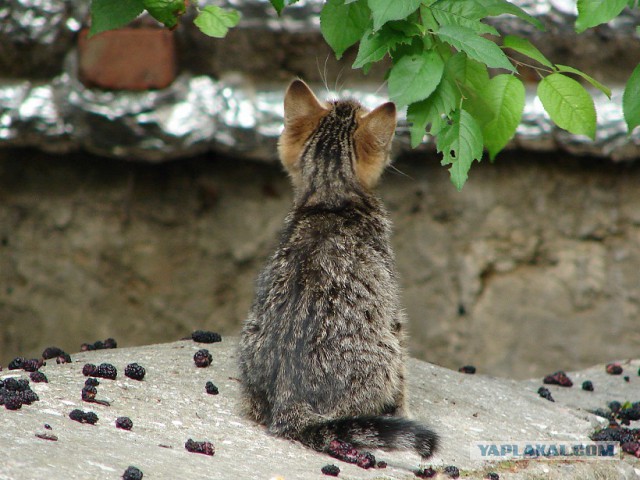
[387,163,413,180]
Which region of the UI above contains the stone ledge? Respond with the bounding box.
[1,337,638,479]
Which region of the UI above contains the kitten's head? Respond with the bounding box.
[278,79,396,191]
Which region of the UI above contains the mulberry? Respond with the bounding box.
[124,363,146,381]
[193,349,212,368]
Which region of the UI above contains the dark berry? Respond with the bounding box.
[376,461,387,468]
[609,401,622,413]
[8,357,25,370]
[606,363,623,375]
[22,358,44,372]
[328,439,359,464]
[4,394,22,410]
[581,380,594,391]
[42,346,65,360]
[537,386,555,402]
[80,343,94,351]
[84,411,99,424]
[622,442,640,457]
[103,338,118,349]
[356,451,376,469]
[122,466,143,480]
[44,424,52,430]
[116,416,133,430]
[30,371,48,383]
[543,370,573,387]
[485,474,500,480]
[624,376,630,383]
[83,364,97,376]
[19,389,39,404]
[16,379,30,391]
[444,465,460,478]
[193,349,212,368]
[85,377,100,387]
[56,353,72,364]
[205,381,219,395]
[82,385,97,402]
[415,466,437,478]
[69,409,98,424]
[124,363,146,381]
[458,365,476,374]
[2,377,18,391]
[191,330,222,343]
[95,363,117,380]
[185,438,215,456]
[321,464,340,476]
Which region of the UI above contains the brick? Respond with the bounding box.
[78,28,176,91]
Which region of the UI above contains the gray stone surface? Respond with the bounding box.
[1,338,639,479]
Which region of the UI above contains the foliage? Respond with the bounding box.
[90,0,640,189]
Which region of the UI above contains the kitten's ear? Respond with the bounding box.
[359,102,397,149]
[283,79,328,125]
[355,102,397,189]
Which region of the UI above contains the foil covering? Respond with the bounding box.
[1,0,640,162]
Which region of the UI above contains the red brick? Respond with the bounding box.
[78,28,176,91]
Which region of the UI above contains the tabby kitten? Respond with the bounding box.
[238,79,438,459]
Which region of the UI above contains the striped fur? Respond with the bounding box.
[238,80,438,459]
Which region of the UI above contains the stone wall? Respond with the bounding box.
[2,148,639,378]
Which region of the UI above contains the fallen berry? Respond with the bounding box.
[95,363,117,380]
[415,466,437,478]
[4,394,22,410]
[581,380,594,391]
[193,349,213,368]
[124,363,146,381]
[22,358,44,372]
[8,357,25,370]
[624,376,630,383]
[56,353,72,364]
[85,378,100,387]
[82,385,97,402]
[537,387,555,402]
[185,438,215,456]
[69,409,98,424]
[356,451,376,469]
[82,364,97,377]
[122,466,143,480]
[42,346,65,360]
[484,474,500,480]
[191,330,222,343]
[458,365,476,374]
[621,442,640,458]
[321,464,340,476]
[116,416,133,430]
[328,439,359,464]
[205,381,219,395]
[606,363,623,375]
[444,465,460,478]
[376,461,387,468]
[543,371,573,387]
[30,371,48,383]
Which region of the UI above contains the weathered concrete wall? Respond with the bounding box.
[2,149,639,378]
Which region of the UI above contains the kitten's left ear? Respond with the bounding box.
[359,102,397,150]
[354,102,397,189]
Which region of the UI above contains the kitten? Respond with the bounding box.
[238,79,438,459]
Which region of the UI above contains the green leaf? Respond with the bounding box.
[270,0,285,15]
[437,108,483,190]
[473,74,525,160]
[437,25,516,72]
[446,52,490,93]
[194,5,240,38]
[475,0,545,31]
[353,27,408,69]
[430,0,499,36]
[388,50,445,107]
[623,63,640,132]
[143,0,185,29]
[576,0,628,33]
[89,0,144,37]
[368,0,422,30]
[407,67,460,146]
[537,73,597,139]
[555,64,611,99]
[502,35,553,69]
[321,0,371,59]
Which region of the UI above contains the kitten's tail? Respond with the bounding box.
[297,416,438,459]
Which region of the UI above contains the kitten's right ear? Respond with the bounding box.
[283,79,328,125]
